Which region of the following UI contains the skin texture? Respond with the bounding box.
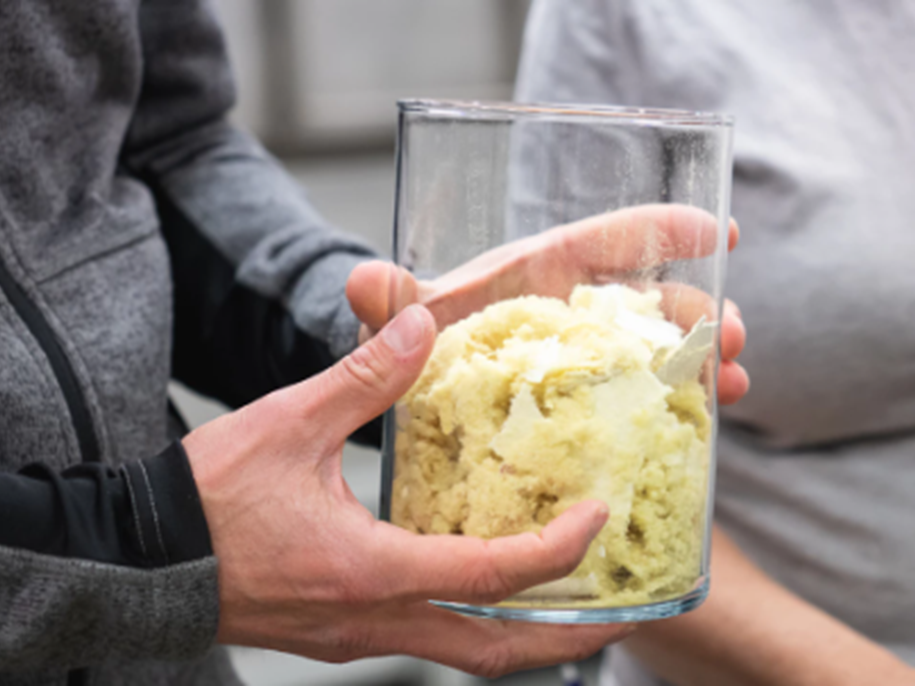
[185,305,633,677]
[623,527,915,686]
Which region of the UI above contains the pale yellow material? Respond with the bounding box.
[391,285,712,607]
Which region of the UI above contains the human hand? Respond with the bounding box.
[348,204,749,405]
[183,305,633,676]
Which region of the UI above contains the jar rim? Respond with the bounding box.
[398,98,734,127]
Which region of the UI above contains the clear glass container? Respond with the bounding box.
[381,99,734,623]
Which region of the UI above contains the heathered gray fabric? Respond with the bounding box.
[0,0,373,683]
[0,551,218,673]
[131,121,374,359]
[517,1,915,683]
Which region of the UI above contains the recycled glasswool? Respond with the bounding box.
[380,99,734,623]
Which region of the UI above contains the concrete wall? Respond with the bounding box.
[216,0,530,150]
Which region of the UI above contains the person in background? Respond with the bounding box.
[0,1,749,685]
[515,1,915,684]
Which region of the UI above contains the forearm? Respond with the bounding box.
[125,0,378,409]
[624,527,913,686]
[144,128,382,445]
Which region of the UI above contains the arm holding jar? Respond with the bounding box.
[618,527,914,686]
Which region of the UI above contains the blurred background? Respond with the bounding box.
[170,1,602,685]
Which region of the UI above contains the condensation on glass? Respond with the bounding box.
[381,99,734,623]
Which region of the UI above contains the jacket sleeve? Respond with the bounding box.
[0,0,378,674]
[122,0,381,425]
[0,442,218,672]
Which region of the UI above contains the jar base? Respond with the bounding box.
[430,577,709,624]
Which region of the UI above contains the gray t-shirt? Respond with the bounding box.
[516,0,915,682]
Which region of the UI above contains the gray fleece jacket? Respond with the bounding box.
[0,0,377,684]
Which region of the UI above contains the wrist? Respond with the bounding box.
[180,404,293,650]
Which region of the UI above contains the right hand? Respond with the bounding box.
[183,304,633,677]
[348,205,749,405]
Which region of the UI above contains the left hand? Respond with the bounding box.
[186,305,632,676]
[348,204,749,405]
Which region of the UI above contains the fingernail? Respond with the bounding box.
[731,312,746,338]
[382,305,427,355]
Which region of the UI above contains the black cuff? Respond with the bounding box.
[121,441,213,567]
[0,442,212,569]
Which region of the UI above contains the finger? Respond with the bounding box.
[718,360,750,405]
[423,204,722,327]
[728,217,740,252]
[346,261,424,333]
[656,286,745,363]
[721,300,746,361]
[346,261,393,332]
[557,204,723,278]
[655,282,716,331]
[374,500,608,605]
[364,602,634,678]
[299,304,436,447]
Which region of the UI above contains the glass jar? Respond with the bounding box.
[381,99,734,623]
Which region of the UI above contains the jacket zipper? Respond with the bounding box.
[0,258,100,463]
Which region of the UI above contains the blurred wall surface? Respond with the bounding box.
[217,0,530,151]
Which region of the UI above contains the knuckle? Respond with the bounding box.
[336,345,391,394]
[565,635,603,663]
[546,536,583,578]
[355,574,398,605]
[319,532,401,608]
[551,552,581,580]
[334,578,384,608]
[323,625,377,662]
[325,563,384,609]
[239,386,287,423]
[328,580,366,608]
[468,645,516,679]
[258,387,296,420]
[463,551,515,604]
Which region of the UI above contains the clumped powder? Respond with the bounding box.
[391,285,712,607]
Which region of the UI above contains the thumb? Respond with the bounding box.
[306,304,436,446]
